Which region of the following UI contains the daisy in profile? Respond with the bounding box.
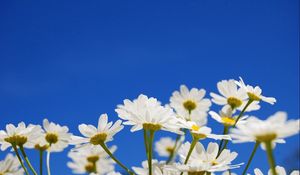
[210,79,260,111]
[68,145,116,174]
[254,166,299,175]
[170,85,211,125]
[0,153,24,175]
[155,137,176,157]
[235,77,276,105]
[209,106,248,127]
[174,142,240,174]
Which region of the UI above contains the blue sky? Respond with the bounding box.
[0,0,299,174]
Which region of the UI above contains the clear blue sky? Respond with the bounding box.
[0,0,299,174]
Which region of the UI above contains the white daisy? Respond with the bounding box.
[0,122,42,150]
[132,160,180,175]
[0,153,24,175]
[43,119,73,152]
[178,120,231,141]
[68,145,116,174]
[155,137,176,157]
[254,166,299,175]
[209,106,248,127]
[210,79,260,111]
[230,112,300,145]
[235,77,276,105]
[170,85,211,125]
[175,142,241,173]
[115,94,182,134]
[71,114,124,148]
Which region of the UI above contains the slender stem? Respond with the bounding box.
[19,145,38,175]
[166,134,181,164]
[148,130,155,175]
[242,141,260,175]
[40,150,44,175]
[143,129,149,160]
[99,142,135,175]
[46,151,51,175]
[12,145,29,175]
[265,141,277,175]
[180,138,198,175]
[233,100,253,127]
[217,126,228,156]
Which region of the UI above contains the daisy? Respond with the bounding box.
[115,94,182,134]
[175,142,241,173]
[230,112,299,145]
[209,107,248,127]
[170,85,211,125]
[210,79,260,111]
[235,77,276,105]
[155,137,176,157]
[254,166,299,175]
[71,113,124,147]
[132,160,180,175]
[68,146,116,174]
[0,122,42,150]
[0,153,24,175]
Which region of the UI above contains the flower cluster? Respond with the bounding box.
[0,77,299,175]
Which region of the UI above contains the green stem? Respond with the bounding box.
[166,134,181,164]
[40,150,44,175]
[180,138,199,175]
[148,130,155,175]
[12,145,29,175]
[265,141,277,175]
[242,141,260,175]
[217,126,228,156]
[233,100,253,127]
[143,129,149,160]
[99,142,135,175]
[19,145,38,175]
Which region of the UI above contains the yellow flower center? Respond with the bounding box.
[255,133,277,142]
[90,133,107,145]
[183,100,197,112]
[211,160,218,166]
[85,162,96,173]
[221,117,236,126]
[142,123,162,131]
[45,133,58,144]
[4,135,27,146]
[34,144,49,151]
[166,146,174,154]
[188,172,207,175]
[227,97,243,109]
[87,155,99,163]
[247,92,261,101]
[191,125,200,131]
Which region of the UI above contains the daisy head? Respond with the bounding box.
[170,85,211,124]
[254,166,299,175]
[0,153,24,175]
[210,79,260,111]
[230,112,300,146]
[235,77,276,105]
[155,137,176,157]
[0,122,42,150]
[209,106,248,127]
[43,119,73,152]
[132,160,179,175]
[115,94,182,134]
[72,114,124,148]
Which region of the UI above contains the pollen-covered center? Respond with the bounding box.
[143,123,162,131]
[211,160,218,166]
[191,125,200,131]
[221,117,236,126]
[166,146,174,154]
[227,97,243,109]
[90,133,107,145]
[188,172,206,175]
[255,133,277,142]
[183,100,197,112]
[87,155,99,163]
[45,133,58,144]
[4,135,27,146]
[85,162,96,173]
[34,144,49,151]
[247,92,261,101]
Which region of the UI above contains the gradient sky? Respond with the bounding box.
[0,0,299,174]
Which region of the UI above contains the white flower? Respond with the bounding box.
[0,122,42,150]
[254,166,299,175]
[170,85,211,125]
[235,77,276,105]
[71,114,124,148]
[132,160,180,175]
[43,119,72,152]
[106,172,122,175]
[209,106,248,127]
[230,112,300,146]
[0,153,24,175]
[178,120,231,140]
[115,94,182,134]
[210,79,260,111]
[155,137,176,157]
[175,142,241,173]
[68,145,116,175]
